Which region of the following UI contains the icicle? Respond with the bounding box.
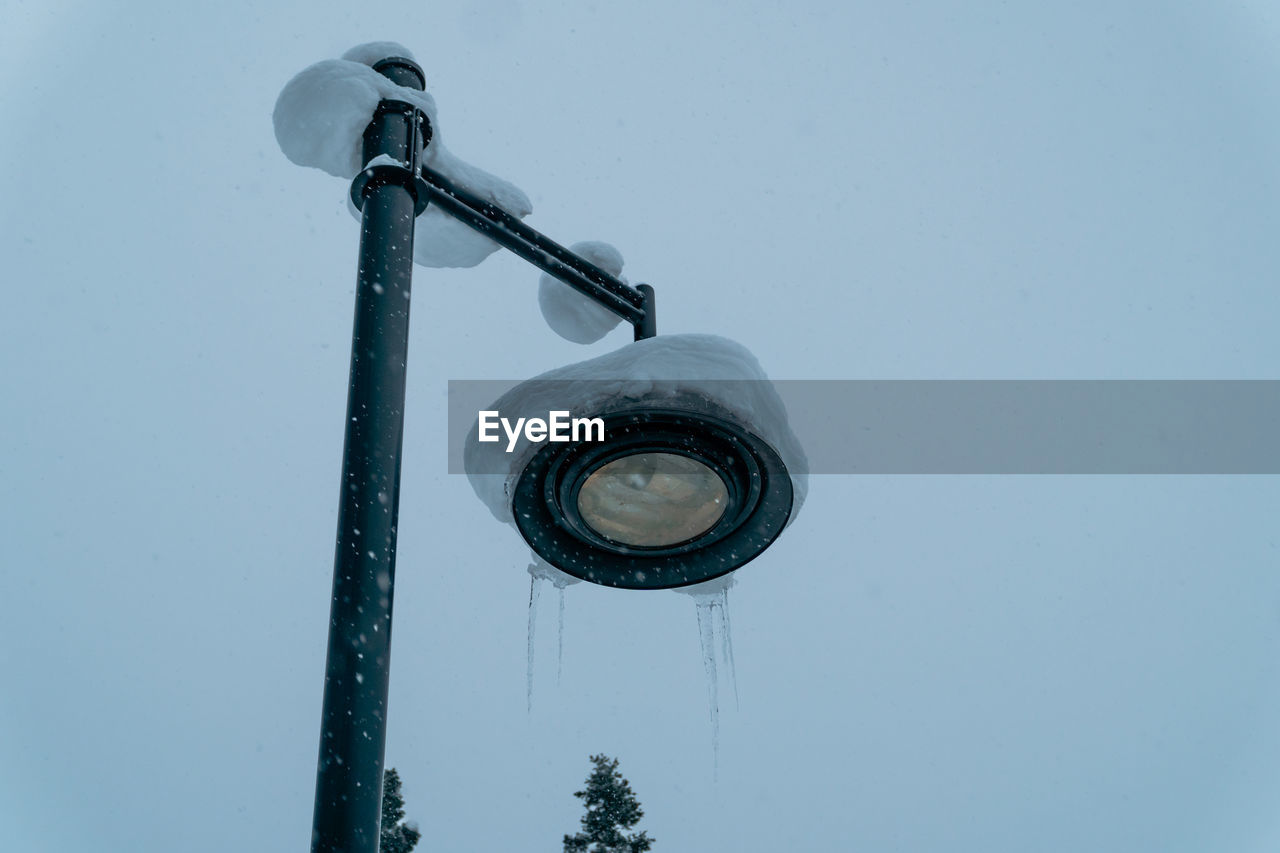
[718,587,739,710]
[527,554,580,698]
[557,584,566,685]
[527,573,543,713]
[679,574,740,779]
[695,597,720,778]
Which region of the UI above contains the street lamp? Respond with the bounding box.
[276,43,804,853]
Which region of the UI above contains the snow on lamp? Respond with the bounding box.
[465,335,807,590]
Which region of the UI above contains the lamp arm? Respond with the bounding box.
[418,163,657,340]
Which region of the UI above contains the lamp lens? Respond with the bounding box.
[576,452,729,547]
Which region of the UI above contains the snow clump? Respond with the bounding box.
[537,241,628,344]
[273,42,532,268]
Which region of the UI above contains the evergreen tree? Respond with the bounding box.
[380,768,421,853]
[563,754,654,853]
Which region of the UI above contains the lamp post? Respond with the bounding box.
[295,47,799,853]
[309,53,663,853]
[311,56,429,853]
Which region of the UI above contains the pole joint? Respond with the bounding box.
[350,101,433,215]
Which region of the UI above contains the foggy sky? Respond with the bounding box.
[2,1,1279,851]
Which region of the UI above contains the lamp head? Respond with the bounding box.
[462,334,808,591]
[511,399,795,589]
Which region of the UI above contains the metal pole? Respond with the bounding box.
[311,56,428,853]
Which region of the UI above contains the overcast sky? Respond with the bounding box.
[3,1,1280,851]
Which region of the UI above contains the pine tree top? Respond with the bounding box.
[564,755,654,853]
[381,767,421,853]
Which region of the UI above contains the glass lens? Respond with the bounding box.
[576,452,729,547]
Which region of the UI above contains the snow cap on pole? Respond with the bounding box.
[273,43,533,268]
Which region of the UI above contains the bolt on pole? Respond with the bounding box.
[311,56,430,853]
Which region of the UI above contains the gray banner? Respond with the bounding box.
[448,380,1280,474]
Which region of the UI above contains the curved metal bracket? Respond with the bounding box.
[417,164,657,338]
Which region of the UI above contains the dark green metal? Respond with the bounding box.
[311,56,427,853]
[635,284,657,341]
